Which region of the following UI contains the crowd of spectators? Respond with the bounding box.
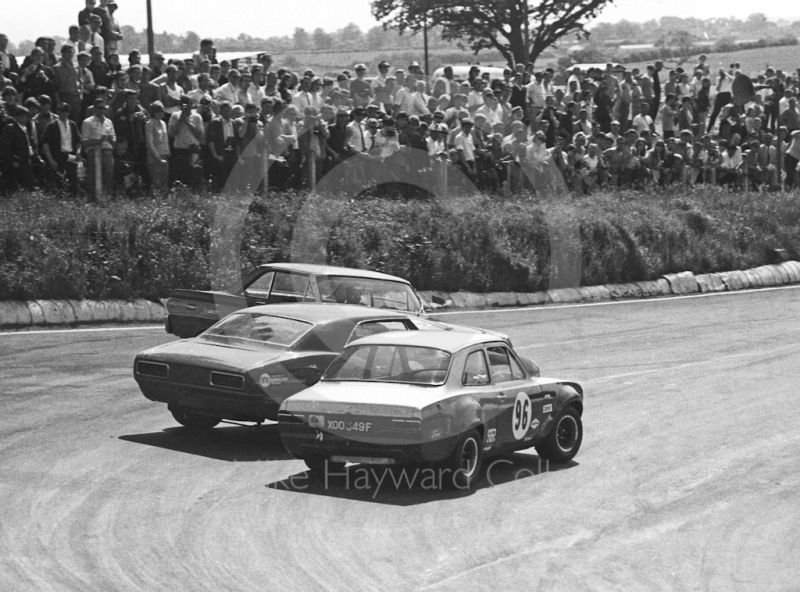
[3,2,800,198]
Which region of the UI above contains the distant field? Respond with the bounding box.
[270,48,508,75]
[624,44,800,76]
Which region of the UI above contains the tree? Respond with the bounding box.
[338,23,364,46]
[293,27,310,50]
[312,27,334,50]
[655,30,697,66]
[372,0,616,68]
[365,25,390,50]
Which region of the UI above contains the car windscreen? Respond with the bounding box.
[323,344,451,386]
[316,276,422,312]
[203,313,312,347]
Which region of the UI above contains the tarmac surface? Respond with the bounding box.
[1,287,798,591]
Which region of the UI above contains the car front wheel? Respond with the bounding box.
[535,407,582,463]
[170,407,220,430]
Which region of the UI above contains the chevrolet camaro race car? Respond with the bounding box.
[134,304,508,428]
[278,331,584,488]
[164,263,430,338]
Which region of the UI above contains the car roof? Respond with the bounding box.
[242,303,413,324]
[259,263,412,285]
[347,330,504,353]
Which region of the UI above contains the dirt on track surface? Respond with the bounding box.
[1,289,798,591]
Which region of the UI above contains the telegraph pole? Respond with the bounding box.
[146,0,155,61]
[423,17,429,78]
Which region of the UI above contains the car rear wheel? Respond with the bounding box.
[170,407,220,430]
[443,428,483,490]
[535,407,582,463]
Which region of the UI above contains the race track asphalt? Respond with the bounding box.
[1,287,798,591]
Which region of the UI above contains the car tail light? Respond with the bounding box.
[210,372,244,390]
[137,361,169,378]
[392,419,422,431]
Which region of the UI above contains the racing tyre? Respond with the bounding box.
[535,407,582,463]
[170,407,220,430]
[443,428,483,490]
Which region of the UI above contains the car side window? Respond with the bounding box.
[487,346,514,383]
[463,350,490,386]
[348,320,410,343]
[244,271,274,298]
[508,350,526,380]
[271,272,315,302]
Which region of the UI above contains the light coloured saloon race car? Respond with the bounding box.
[278,331,584,488]
[134,304,509,428]
[164,263,432,338]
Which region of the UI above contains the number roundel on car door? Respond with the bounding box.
[512,392,532,440]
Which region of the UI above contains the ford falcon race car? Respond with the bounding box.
[135,304,508,428]
[164,263,430,338]
[278,331,583,488]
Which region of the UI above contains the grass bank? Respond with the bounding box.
[1,187,798,302]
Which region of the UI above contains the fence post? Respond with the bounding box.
[94,148,103,202]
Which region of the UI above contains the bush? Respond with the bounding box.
[1,186,799,301]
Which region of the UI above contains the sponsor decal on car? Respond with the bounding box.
[308,414,325,428]
[486,428,497,444]
[543,404,553,414]
[429,428,443,440]
[260,373,290,387]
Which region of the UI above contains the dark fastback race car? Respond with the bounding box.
[164,263,429,338]
[134,304,509,429]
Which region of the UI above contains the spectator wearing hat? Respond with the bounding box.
[106,1,123,57]
[78,0,97,27]
[168,95,204,187]
[453,118,477,181]
[41,102,82,194]
[193,39,215,71]
[0,34,19,79]
[350,64,372,108]
[81,98,116,198]
[63,26,82,67]
[214,68,241,106]
[114,89,147,171]
[206,100,241,191]
[142,101,169,191]
[1,106,38,190]
[432,66,454,99]
[88,15,105,57]
[160,65,185,117]
[19,48,56,103]
[54,45,83,125]
[371,61,391,93]
[33,95,55,146]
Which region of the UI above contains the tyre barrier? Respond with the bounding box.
[2,262,800,328]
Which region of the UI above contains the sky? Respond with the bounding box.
[2,0,797,45]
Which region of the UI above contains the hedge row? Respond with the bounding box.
[1,187,799,301]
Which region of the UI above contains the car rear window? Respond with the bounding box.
[317,276,421,312]
[323,344,451,386]
[204,313,312,346]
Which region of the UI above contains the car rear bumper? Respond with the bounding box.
[136,378,281,422]
[278,421,455,465]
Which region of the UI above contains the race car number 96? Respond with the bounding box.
[512,392,532,440]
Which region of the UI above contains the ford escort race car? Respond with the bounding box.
[165,263,430,338]
[135,304,509,428]
[278,331,583,488]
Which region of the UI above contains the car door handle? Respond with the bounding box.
[497,394,507,400]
